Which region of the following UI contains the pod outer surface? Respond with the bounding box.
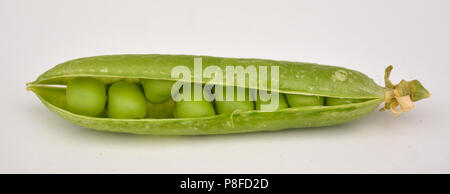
[32,54,385,99]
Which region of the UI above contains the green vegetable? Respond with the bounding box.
[106,81,147,119]
[66,77,107,117]
[27,54,430,135]
[173,84,216,118]
[255,92,289,111]
[286,94,324,107]
[325,97,367,106]
[141,79,175,104]
[214,87,254,114]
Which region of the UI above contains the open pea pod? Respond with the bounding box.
[27,54,430,135]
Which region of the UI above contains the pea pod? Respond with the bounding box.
[26,54,430,135]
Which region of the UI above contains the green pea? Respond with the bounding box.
[285,94,324,107]
[214,86,254,114]
[106,81,147,119]
[255,91,289,111]
[325,97,368,106]
[173,84,215,118]
[173,101,215,118]
[66,77,106,117]
[141,79,175,104]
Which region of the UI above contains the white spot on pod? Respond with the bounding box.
[332,70,348,81]
[99,68,109,73]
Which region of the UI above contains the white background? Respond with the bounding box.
[1,0,449,173]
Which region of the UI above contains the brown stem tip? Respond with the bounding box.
[380,65,431,116]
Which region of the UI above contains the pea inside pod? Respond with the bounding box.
[106,81,147,119]
[27,54,430,135]
[285,94,324,107]
[173,84,216,118]
[325,97,368,106]
[255,92,289,112]
[66,77,107,117]
[141,79,175,104]
[214,86,255,114]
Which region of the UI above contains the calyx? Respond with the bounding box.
[381,66,430,116]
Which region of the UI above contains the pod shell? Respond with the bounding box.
[29,54,386,135]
